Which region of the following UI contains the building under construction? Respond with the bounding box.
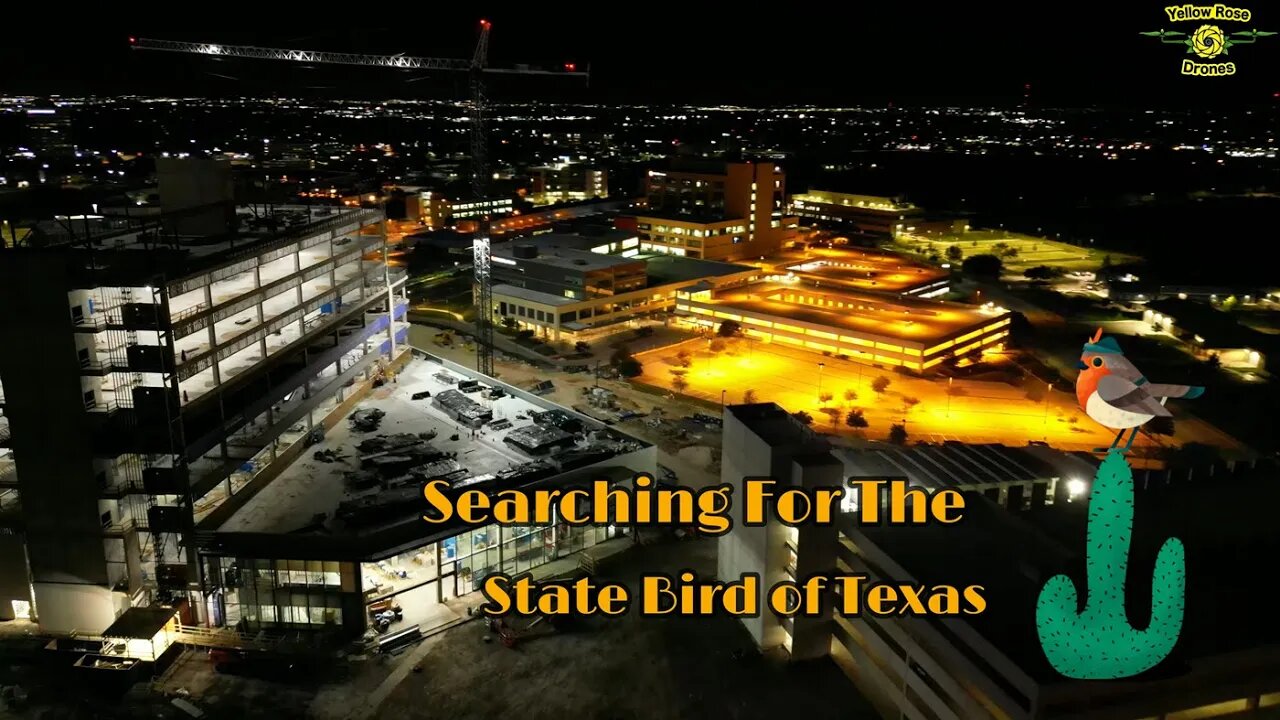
[0,182,409,638]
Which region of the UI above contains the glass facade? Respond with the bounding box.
[213,557,356,632]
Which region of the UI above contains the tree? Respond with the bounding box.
[501,316,518,331]
[902,396,920,414]
[717,320,742,337]
[617,358,643,378]
[1101,254,1113,269]
[993,242,1009,254]
[961,254,1003,277]
[1001,247,1019,259]
[945,245,964,262]
[1024,265,1062,281]
[819,391,834,406]
[574,341,591,353]
[1205,353,1221,370]
[676,349,692,368]
[843,388,858,404]
[515,329,535,342]
[888,423,909,445]
[820,407,842,428]
[709,338,727,353]
[743,389,758,404]
[610,346,634,365]
[792,410,814,426]
[671,375,689,394]
[871,375,891,395]
[845,408,869,429]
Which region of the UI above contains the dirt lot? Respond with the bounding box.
[375,539,877,720]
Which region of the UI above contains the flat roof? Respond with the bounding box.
[792,190,916,212]
[855,458,1280,684]
[780,247,947,294]
[491,284,579,307]
[102,606,176,640]
[216,356,647,535]
[727,403,833,452]
[837,443,1098,490]
[495,236,642,272]
[638,253,756,285]
[634,210,739,225]
[694,282,1007,346]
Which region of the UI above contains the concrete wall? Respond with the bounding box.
[32,581,125,634]
[0,255,111,601]
[717,409,776,647]
[0,533,32,621]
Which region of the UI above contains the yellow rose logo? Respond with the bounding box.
[1189,25,1226,58]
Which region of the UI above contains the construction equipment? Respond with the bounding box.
[131,27,589,379]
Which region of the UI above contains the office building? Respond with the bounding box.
[789,190,924,238]
[634,160,799,261]
[487,234,759,342]
[529,160,608,204]
[406,191,514,230]
[0,200,408,634]
[23,104,74,155]
[720,404,1280,719]
[675,280,1010,374]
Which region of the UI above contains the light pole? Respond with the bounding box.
[721,389,726,410]
[1042,381,1052,441]
[946,376,953,419]
[818,362,825,403]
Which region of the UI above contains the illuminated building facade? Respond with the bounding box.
[634,160,798,261]
[789,190,923,238]
[529,160,608,204]
[676,282,1010,373]
[407,192,513,229]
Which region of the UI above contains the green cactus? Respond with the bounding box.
[1036,449,1185,679]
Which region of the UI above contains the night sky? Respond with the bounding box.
[2,5,1278,106]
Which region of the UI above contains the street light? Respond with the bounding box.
[946,376,953,418]
[817,362,825,401]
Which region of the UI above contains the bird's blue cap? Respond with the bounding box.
[1083,336,1124,355]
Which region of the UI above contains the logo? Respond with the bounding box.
[1141,5,1275,76]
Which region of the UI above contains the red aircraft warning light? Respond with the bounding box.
[565,63,576,72]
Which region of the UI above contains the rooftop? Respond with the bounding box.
[634,210,738,226]
[792,190,917,212]
[778,247,947,295]
[490,284,579,307]
[215,356,649,537]
[494,237,643,272]
[726,403,832,453]
[694,282,1008,345]
[638,253,756,285]
[15,204,380,285]
[835,443,1098,490]
[855,457,1280,685]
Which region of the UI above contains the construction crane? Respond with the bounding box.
[131,24,588,377]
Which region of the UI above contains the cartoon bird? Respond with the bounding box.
[1075,328,1203,451]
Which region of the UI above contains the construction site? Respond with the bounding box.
[202,353,653,644]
